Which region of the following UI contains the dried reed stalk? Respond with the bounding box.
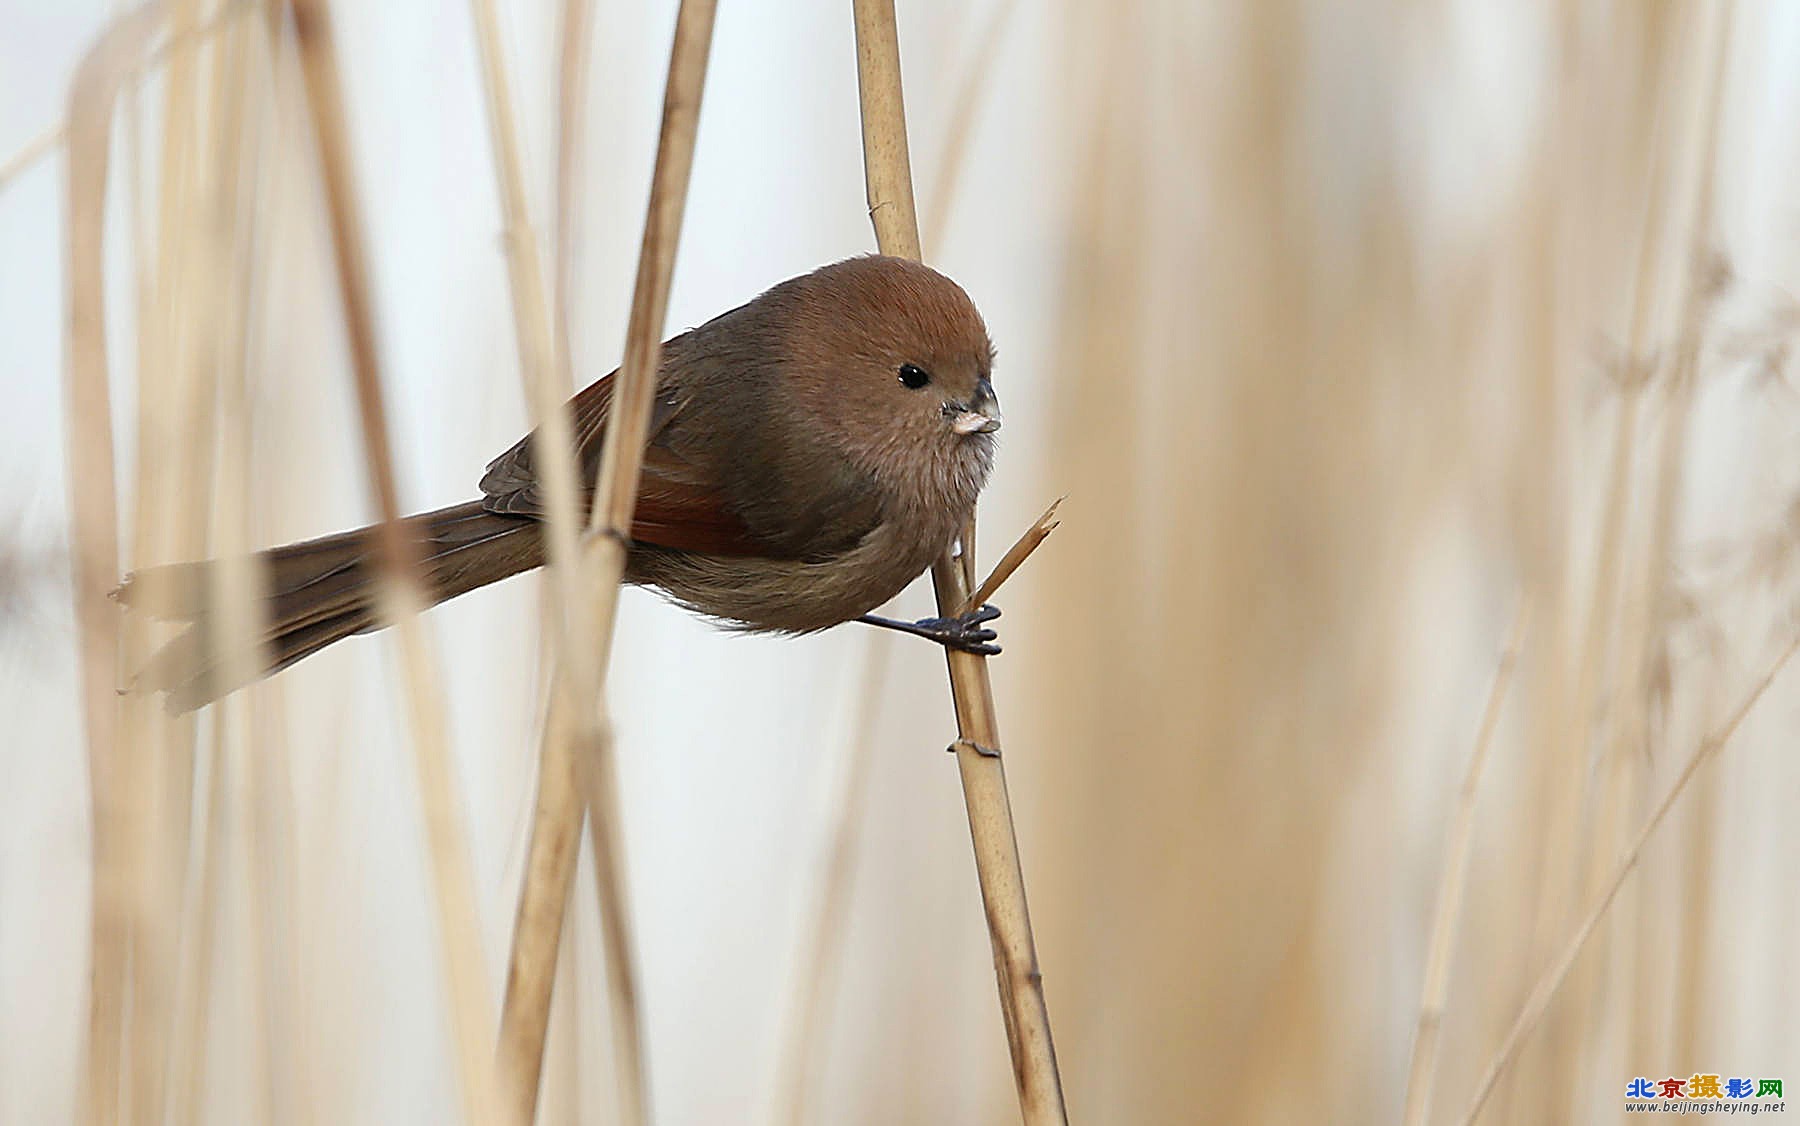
[0,121,66,193]
[961,498,1062,615]
[552,0,595,388]
[850,1,1067,1120]
[1629,8,1732,1075]
[468,0,587,615]
[1400,604,1528,1126]
[122,4,209,1117]
[1456,630,1800,1126]
[535,20,597,1110]
[0,0,251,197]
[1546,11,1681,1080]
[171,728,227,1124]
[487,2,719,1122]
[768,31,1054,1109]
[568,7,718,1122]
[63,10,171,1120]
[285,1,497,1120]
[167,11,262,1118]
[235,21,318,1116]
[1506,13,1730,1108]
[462,0,643,1121]
[767,484,1057,1126]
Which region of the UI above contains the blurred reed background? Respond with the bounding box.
[3,1,1799,1123]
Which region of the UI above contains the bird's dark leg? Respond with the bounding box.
[857,603,1001,655]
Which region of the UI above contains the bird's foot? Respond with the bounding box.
[858,604,1001,655]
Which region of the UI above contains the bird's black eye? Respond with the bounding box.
[898,363,931,390]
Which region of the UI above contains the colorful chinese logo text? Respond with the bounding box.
[1626,1075,1783,1100]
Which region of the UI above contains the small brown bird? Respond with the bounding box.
[116,255,1005,711]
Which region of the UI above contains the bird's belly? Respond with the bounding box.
[627,521,949,634]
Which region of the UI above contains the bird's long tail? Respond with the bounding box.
[113,500,544,712]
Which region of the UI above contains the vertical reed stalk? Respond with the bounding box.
[462,0,638,1121]
[489,2,720,1122]
[569,7,719,1123]
[285,1,498,1120]
[167,11,261,1117]
[850,2,1067,1120]
[63,9,179,1120]
[1634,7,1732,1075]
[122,4,208,1119]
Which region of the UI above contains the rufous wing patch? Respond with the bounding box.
[479,371,770,557]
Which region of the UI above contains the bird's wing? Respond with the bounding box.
[478,371,769,556]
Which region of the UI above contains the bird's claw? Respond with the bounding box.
[913,603,1002,655]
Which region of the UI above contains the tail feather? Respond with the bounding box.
[115,500,544,711]
[141,605,378,714]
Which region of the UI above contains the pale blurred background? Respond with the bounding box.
[3,1,1799,1124]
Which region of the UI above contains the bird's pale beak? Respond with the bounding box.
[951,378,1002,435]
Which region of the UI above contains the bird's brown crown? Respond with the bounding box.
[764,256,997,500]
